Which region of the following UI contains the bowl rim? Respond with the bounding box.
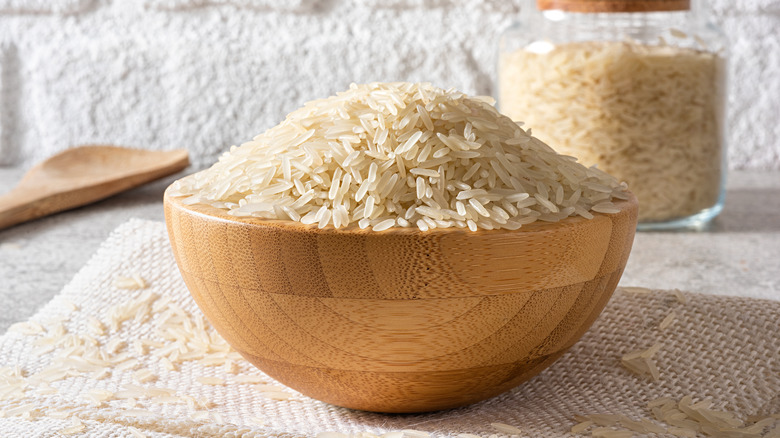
[164,184,637,236]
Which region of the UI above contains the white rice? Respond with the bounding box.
[621,343,663,381]
[491,422,523,435]
[575,395,780,436]
[195,376,225,386]
[132,368,156,383]
[171,82,628,231]
[659,311,677,330]
[247,416,267,426]
[114,275,148,290]
[128,427,148,438]
[59,424,86,435]
[571,420,595,433]
[590,427,632,438]
[499,41,722,223]
[262,390,294,401]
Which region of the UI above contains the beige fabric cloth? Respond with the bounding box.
[0,219,778,437]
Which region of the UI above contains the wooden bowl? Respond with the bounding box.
[164,188,638,413]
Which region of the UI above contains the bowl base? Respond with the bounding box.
[239,351,568,413]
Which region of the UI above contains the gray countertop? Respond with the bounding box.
[1,168,778,332]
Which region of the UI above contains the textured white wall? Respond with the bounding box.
[0,0,778,170]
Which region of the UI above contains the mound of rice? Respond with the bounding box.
[170,82,629,231]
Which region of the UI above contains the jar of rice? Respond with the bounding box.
[498,0,727,229]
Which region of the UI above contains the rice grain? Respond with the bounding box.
[499,41,721,222]
[171,83,627,231]
[491,422,523,435]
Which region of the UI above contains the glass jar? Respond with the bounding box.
[498,0,728,230]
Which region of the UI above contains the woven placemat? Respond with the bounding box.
[1,219,778,437]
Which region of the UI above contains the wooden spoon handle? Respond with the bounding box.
[0,188,48,231]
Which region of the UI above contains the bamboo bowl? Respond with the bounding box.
[164,188,637,413]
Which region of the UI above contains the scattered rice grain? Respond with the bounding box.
[659,311,677,330]
[491,422,523,435]
[196,376,225,385]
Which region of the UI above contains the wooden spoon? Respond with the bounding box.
[0,145,189,231]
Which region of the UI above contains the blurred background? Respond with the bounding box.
[0,0,777,170]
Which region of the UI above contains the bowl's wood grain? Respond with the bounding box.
[164,189,637,413]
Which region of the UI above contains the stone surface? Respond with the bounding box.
[620,171,780,300]
[0,1,777,169]
[0,0,94,14]
[143,0,320,11]
[0,42,19,166]
[1,169,778,333]
[721,13,780,169]
[29,33,176,163]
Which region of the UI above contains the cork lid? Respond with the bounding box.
[536,0,690,12]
